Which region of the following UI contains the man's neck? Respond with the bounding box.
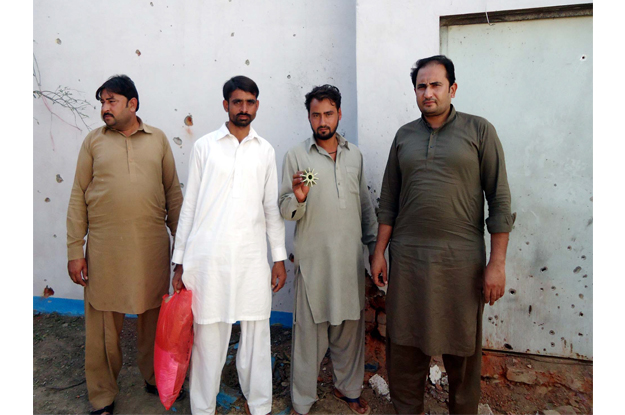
[423,107,452,130]
[315,134,339,153]
[112,117,140,137]
[226,122,251,142]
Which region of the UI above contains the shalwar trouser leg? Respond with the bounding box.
[387,306,484,415]
[290,275,365,415]
[84,291,160,409]
[190,320,272,415]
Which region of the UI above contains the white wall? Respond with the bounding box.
[33,0,357,313]
[356,0,593,359]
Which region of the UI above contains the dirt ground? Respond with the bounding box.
[33,312,592,414]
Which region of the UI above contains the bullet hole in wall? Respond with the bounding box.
[528,305,532,315]
[45,198,51,202]
[504,343,513,350]
[56,174,64,183]
[549,330,555,335]
[541,267,548,272]
[136,49,141,56]
[289,253,295,263]
[56,38,62,45]
[173,137,183,146]
[43,285,55,298]
[509,289,516,295]
[579,312,584,317]
[245,59,250,65]
[581,255,586,260]
[579,294,584,299]
[567,246,572,250]
[573,266,582,273]
[184,115,193,126]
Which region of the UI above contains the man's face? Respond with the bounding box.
[100,90,136,129]
[414,63,457,118]
[308,98,342,141]
[223,89,259,127]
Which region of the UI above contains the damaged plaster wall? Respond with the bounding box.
[33,0,358,315]
[356,0,592,359]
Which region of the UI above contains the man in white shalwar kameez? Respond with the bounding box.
[172,76,287,415]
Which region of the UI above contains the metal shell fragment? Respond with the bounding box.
[301,168,319,187]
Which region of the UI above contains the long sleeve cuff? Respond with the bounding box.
[377,211,396,227]
[67,245,85,261]
[283,194,307,221]
[271,246,287,262]
[486,212,516,234]
[172,248,185,264]
[366,241,377,254]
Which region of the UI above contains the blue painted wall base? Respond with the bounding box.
[33,296,293,327]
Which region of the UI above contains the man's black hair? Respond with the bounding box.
[95,75,140,111]
[410,55,456,88]
[305,84,342,113]
[223,75,259,101]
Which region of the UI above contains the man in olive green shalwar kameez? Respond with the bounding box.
[67,75,183,414]
[371,56,514,415]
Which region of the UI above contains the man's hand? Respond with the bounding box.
[370,252,388,287]
[271,261,287,293]
[292,171,310,203]
[68,258,88,287]
[172,264,186,293]
[483,260,506,306]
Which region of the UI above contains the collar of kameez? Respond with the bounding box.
[216,122,259,142]
[306,133,350,154]
[101,117,151,135]
[421,105,457,132]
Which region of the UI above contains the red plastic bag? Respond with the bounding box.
[154,289,194,410]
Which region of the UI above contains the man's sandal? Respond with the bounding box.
[90,402,114,415]
[332,389,371,415]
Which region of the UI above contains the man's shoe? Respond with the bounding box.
[144,381,187,402]
[90,402,114,414]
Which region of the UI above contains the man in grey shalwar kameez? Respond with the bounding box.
[279,85,377,415]
[371,55,514,415]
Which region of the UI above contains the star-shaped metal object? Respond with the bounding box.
[301,168,319,187]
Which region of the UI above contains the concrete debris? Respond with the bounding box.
[429,364,442,385]
[506,367,537,385]
[368,374,391,401]
[478,403,494,415]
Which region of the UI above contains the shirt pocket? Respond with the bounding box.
[345,166,360,194]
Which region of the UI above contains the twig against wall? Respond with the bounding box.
[33,54,95,149]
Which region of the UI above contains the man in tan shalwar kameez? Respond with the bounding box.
[66,75,183,415]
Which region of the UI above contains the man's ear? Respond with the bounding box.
[338,108,342,121]
[223,99,229,112]
[450,83,458,98]
[129,97,138,112]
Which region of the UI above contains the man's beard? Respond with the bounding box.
[312,122,339,141]
[230,112,253,127]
